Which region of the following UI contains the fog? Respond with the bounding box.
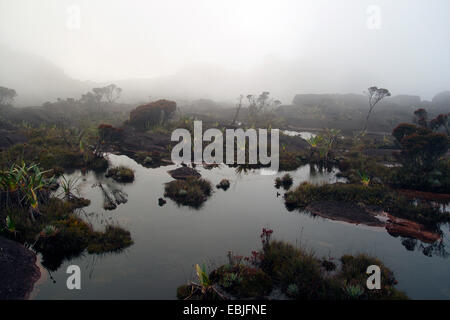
[1,0,450,105]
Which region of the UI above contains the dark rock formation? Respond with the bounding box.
[386,214,441,244]
[168,166,201,180]
[306,201,384,227]
[0,236,41,300]
[216,179,230,190]
[158,197,167,206]
[129,99,176,130]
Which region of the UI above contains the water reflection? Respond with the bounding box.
[31,154,450,300]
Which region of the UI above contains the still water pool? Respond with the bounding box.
[31,154,450,299]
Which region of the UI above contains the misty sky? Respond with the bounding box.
[1,0,450,101]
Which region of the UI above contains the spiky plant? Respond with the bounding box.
[59,175,81,201]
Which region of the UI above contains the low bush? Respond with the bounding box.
[178,229,408,300]
[275,174,293,190]
[164,178,212,208]
[106,166,135,183]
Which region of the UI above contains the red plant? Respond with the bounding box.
[260,228,273,245]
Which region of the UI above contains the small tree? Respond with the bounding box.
[246,91,281,126]
[392,123,448,173]
[413,108,428,128]
[362,86,391,133]
[0,86,17,106]
[82,84,122,113]
[412,108,449,136]
[430,113,449,136]
[93,84,122,104]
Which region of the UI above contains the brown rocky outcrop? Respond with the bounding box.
[129,99,176,130]
[385,214,441,243]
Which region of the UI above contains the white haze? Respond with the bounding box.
[0,0,450,105]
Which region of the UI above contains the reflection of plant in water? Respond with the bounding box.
[401,237,449,258]
[93,182,117,210]
[275,174,293,190]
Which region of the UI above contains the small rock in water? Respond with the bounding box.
[103,200,117,211]
[216,179,230,190]
[168,167,201,180]
[158,198,167,206]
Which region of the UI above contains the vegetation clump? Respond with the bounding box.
[106,166,135,183]
[275,173,293,190]
[177,229,408,300]
[0,162,54,221]
[216,179,230,190]
[278,151,306,171]
[1,126,109,172]
[164,177,212,208]
[88,225,134,254]
[284,182,449,226]
[391,115,448,192]
[1,194,133,271]
[306,129,341,163]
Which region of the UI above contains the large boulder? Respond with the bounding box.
[129,99,176,130]
[0,236,41,299]
[386,214,441,243]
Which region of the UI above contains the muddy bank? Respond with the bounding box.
[118,126,171,154]
[306,201,441,243]
[306,201,384,227]
[0,236,41,300]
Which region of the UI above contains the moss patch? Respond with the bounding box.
[105,166,135,183]
[164,177,212,208]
